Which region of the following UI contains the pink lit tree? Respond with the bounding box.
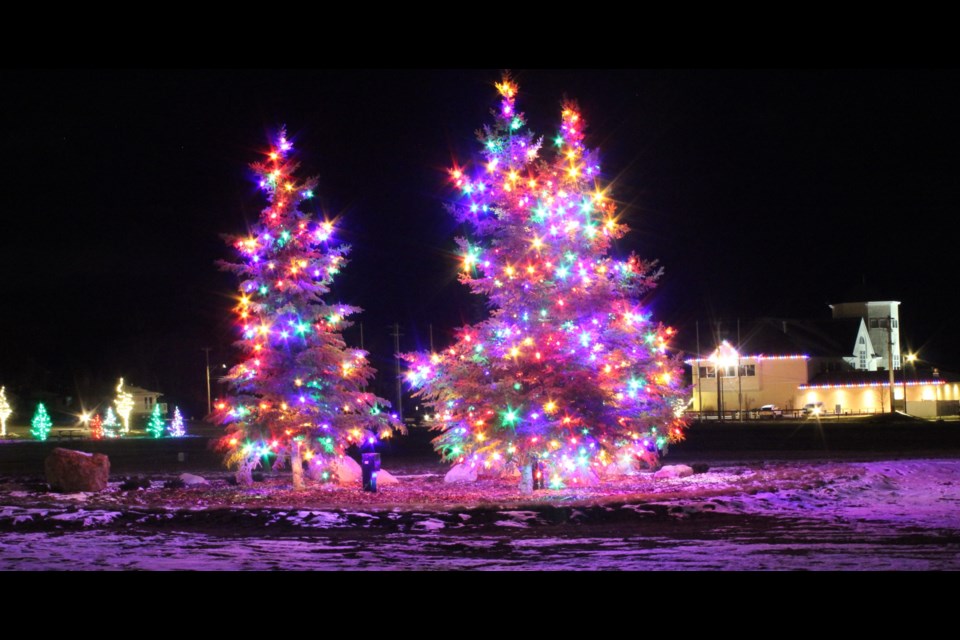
[213,128,400,488]
[404,77,689,491]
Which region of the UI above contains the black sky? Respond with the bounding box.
[3,69,958,416]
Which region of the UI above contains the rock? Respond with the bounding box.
[336,455,398,486]
[179,473,209,486]
[44,448,110,493]
[691,463,710,474]
[377,469,399,486]
[654,464,695,480]
[337,455,363,485]
[444,463,478,483]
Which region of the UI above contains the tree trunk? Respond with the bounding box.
[519,461,533,494]
[291,439,304,491]
[236,457,254,486]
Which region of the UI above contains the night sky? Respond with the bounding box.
[3,69,959,416]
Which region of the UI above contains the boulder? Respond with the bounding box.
[337,456,362,485]
[653,464,695,480]
[179,473,209,486]
[44,448,110,493]
[377,469,399,486]
[336,455,398,486]
[444,463,478,483]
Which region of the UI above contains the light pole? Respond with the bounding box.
[202,347,212,416]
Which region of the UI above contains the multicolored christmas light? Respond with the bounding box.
[115,378,134,434]
[0,386,12,437]
[31,403,52,441]
[213,128,400,487]
[89,413,104,440]
[168,407,186,437]
[102,407,120,438]
[403,77,689,488]
[146,404,165,438]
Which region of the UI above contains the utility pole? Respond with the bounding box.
[388,323,403,421]
[359,322,364,351]
[887,316,895,414]
[429,323,435,353]
[202,347,212,415]
[696,321,703,419]
[737,318,743,422]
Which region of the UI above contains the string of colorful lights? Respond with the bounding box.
[403,77,689,488]
[213,129,400,486]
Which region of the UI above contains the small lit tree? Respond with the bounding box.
[31,403,52,441]
[103,407,120,438]
[89,413,104,440]
[168,407,186,437]
[146,404,165,438]
[115,378,134,434]
[0,386,12,437]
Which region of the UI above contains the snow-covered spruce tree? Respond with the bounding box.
[404,77,689,491]
[213,129,400,489]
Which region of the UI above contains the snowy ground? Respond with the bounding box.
[1,457,959,569]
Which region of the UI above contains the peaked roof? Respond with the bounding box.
[677,317,863,359]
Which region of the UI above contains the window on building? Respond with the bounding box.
[699,366,715,378]
[859,351,866,369]
[859,336,865,344]
[739,364,756,377]
[893,319,898,328]
[894,355,900,368]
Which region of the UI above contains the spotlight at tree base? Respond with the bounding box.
[212,127,401,489]
[403,75,690,491]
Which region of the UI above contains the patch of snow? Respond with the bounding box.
[654,464,694,480]
[180,473,209,486]
[412,518,446,531]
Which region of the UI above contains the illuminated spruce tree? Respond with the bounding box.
[146,404,165,438]
[31,403,52,441]
[89,413,104,440]
[213,128,400,489]
[404,77,689,490]
[102,407,120,438]
[168,407,186,437]
[0,386,12,438]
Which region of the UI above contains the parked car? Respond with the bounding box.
[803,402,825,416]
[755,404,783,419]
